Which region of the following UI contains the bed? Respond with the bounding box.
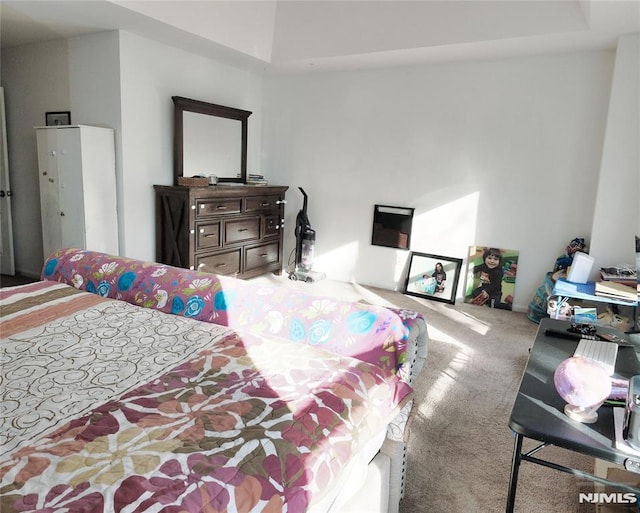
[0,248,428,513]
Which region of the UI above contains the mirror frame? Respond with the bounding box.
[172,96,252,184]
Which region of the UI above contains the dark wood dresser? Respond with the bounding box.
[154,185,288,278]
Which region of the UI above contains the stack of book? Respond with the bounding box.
[600,265,636,283]
[243,173,269,186]
[594,280,638,303]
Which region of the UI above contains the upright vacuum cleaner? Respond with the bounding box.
[288,187,325,283]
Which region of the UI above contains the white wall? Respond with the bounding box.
[2,30,632,314]
[1,39,71,277]
[1,33,122,276]
[1,30,264,274]
[114,0,278,63]
[589,33,639,271]
[117,31,263,260]
[262,51,615,311]
[68,31,122,253]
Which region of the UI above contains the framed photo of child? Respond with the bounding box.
[403,252,463,305]
[464,245,519,310]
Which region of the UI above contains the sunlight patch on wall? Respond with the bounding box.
[410,192,480,259]
[314,240,360,281]
[394,251,411,283]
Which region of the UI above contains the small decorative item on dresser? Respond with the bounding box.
[45,111,71,126]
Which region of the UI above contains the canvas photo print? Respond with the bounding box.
[464,245,519,310]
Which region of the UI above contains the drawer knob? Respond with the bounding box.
[197,263,205,270]
[199,228,205,233]
[190,229,195,234]
[191,205,196,210]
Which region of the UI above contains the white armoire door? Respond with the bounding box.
[37,131,66,259]
[36,125,118,260]
[0,87,15,274]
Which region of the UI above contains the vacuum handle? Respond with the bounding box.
[298,187,308,214]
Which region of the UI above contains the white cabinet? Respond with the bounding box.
[36,125,118,260]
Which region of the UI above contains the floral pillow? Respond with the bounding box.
[43,248,423,378]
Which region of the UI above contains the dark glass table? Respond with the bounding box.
[506,318,640,512]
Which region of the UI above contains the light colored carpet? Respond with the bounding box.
[251,274,601,513]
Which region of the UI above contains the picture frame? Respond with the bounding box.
[371,204,415,250]
[45,111,71,126]
[403,252,463,304]
[464,245,519,311]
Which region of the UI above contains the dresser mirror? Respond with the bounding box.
[172,96,252,184]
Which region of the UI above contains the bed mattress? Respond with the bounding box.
[0,281,412,512]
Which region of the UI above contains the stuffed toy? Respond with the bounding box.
[554,237,586,272]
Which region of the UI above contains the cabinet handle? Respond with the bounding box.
[238,228,248,232]
[276,200,286,205]
[216,205,227,210]
[199,228,204,233]
[197,263,204,270]
[260,202,269,207]
[260,253,268,258]
[216,263,227,268]
[203,234,216,238]
[191,205,196,210]
[190,229,195,234]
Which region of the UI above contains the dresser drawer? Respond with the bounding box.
[245,242,280,271]
[225,217,260,244]
[196,222,221,250]
[264,215,281,237]
[195,249,241,275]
[196,198,241,218]
[245,195,281,213]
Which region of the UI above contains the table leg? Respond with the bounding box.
[506,432,524,513]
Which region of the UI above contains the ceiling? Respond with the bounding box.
[1,0,639,73]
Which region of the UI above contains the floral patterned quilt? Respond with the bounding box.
[42,249,424,381]
[0,281,412,513]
